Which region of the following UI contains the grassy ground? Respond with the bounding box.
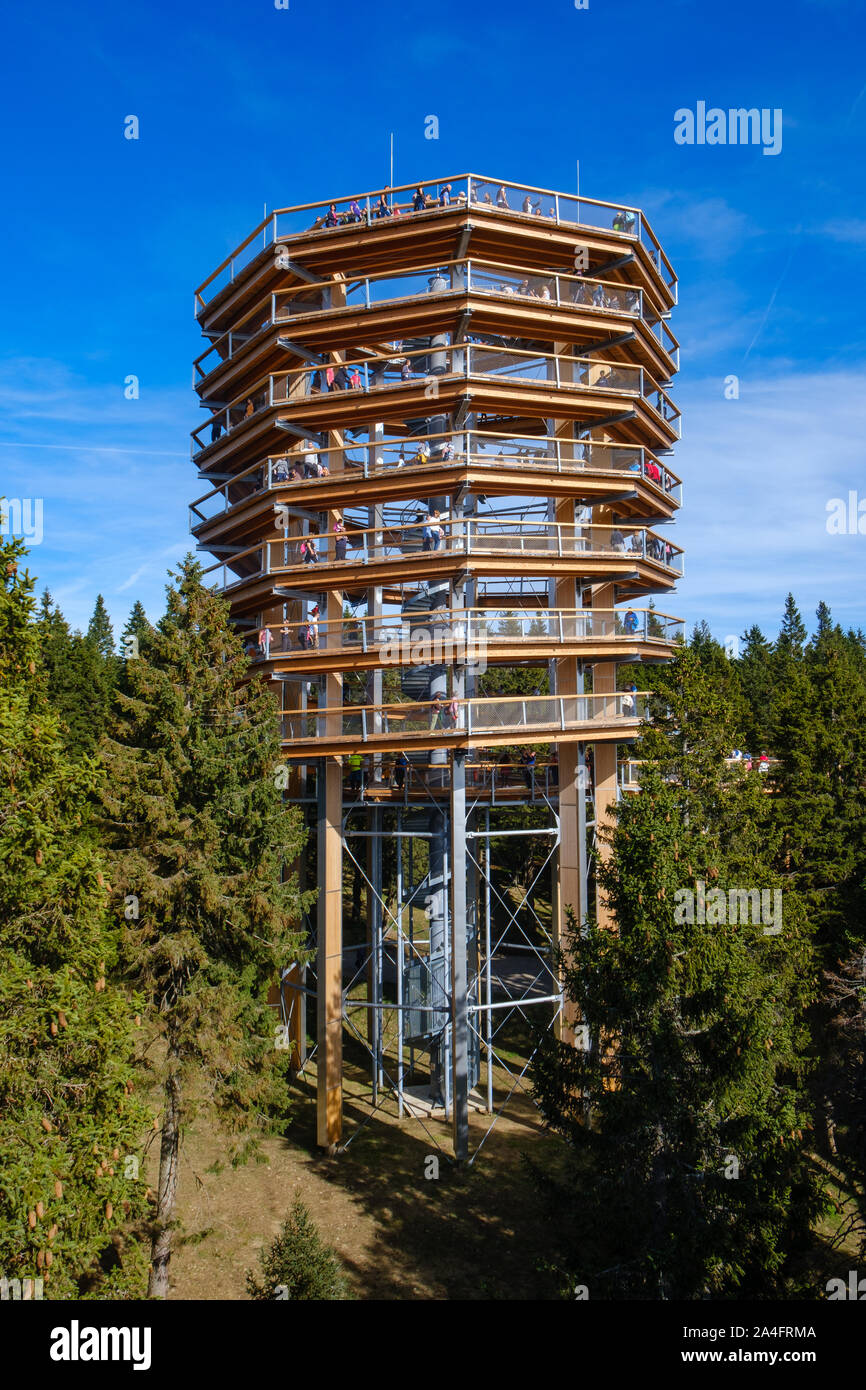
[153,1082,566,1301]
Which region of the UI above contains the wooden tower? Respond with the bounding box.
[190,175,681,1158]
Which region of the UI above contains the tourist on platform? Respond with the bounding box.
[439,185,452,206]
[759,751,770,773]
[349,366,362,390]
[280,620,292,653]
[522,195,533,214]
[426,509,444,551]
[348,199,363,223]
[400,358,412,382]
[244,397,255,418]
[622,681,638,715]
[623,609,640,635]
[273,458,290,483]
[610,528,626,552]
[394,750,409,789]
[324,204,340,228]
[375,192,392,219]
[297,621,312,651]
[309,605,320,646]
[258,625,272,660]
[522,749,537,790]
[348,752,363,792]
[413,187,427,211]
[210,419,223,444]
[333,517,347,562]
[302,440,319,477]
[592,283,607,309]
[496,185,510,209]
[300,538,318,566]
[429,692,445,730]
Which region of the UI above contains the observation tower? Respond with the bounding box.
[190,175,682,1159]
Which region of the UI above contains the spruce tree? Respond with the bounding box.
[769,617,866,1165]
[776,593,807,661]
[100,557,311,1298]
[737,624,774,753]
[86,595,115,662]
[246,1195,348,1300]
[0,538,149,1299]
[533,645,822,1298]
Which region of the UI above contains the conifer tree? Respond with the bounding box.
[776,593,807,661]
[100,557,311,1298]
[246,1195,348,1300]
[533,646,822,1298]
[117,601,154,697]
[0,537,149,1298]
[86,594,115,662]
[737,624,774,752]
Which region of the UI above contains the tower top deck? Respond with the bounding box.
[194,173,677,316]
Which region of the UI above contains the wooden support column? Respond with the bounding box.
[553,490,581,1042]
[317,754,343,1151]
[316,413,345,1151]
[589,499,619,931]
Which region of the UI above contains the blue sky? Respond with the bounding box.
[1,0,864,644]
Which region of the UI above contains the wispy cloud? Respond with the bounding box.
[674,366,866,639]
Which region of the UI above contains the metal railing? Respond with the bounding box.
[244,606,685,661]
[192,257,679,386]
[194,174,677,314]
[190,343,681,456]
[188,433,682,524]
[200,520,684,592]
[280,689,651,744]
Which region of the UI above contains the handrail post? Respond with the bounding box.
[554,193,560,224]
[365,276,370,309]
